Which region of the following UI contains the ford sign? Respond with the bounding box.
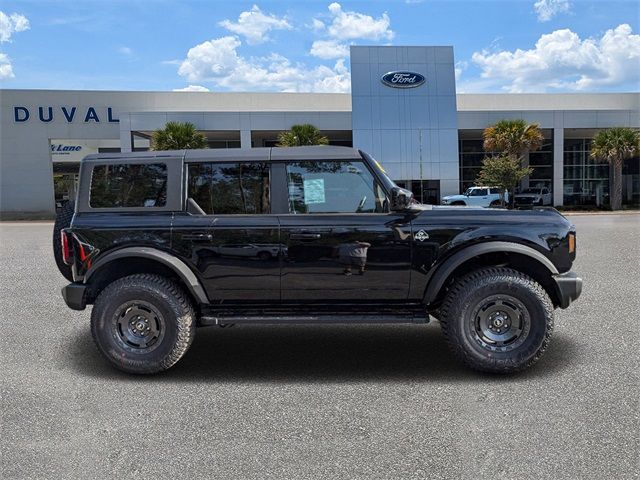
[381,71,425,88]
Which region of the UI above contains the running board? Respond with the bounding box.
[199,314,429,326]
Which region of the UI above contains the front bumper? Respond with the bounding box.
[553,271,582,309]
[61,283,87,310]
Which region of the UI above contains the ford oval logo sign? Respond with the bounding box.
[381,71,426,88]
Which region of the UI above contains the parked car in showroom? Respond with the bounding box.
[515,187,552,207]
[441,186,507,207]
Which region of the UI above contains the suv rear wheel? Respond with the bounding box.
[91,274,196,374]
[439,267,554,373]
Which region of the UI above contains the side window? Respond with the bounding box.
[542,188,549,194]
[285,161,387,214]
[490,188,499,194]
[90,163,167,208]
[188,162,270,214]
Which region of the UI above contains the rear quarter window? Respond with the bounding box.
[90,163,167,208]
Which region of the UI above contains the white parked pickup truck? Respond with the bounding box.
[515,187,553,207]
[441,186,507,207]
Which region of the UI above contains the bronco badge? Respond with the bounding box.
[414,230,429,241]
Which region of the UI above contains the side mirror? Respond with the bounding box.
[390,187,414,211]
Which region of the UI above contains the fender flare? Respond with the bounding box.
[85,247,209,304]
[423,241,558,304]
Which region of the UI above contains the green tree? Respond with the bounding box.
[590,127,640,210]
[483,119,544,158]
[476,155,533,207]
[151,121,207,151]
[481,119,544,207]
[277,124,329,147]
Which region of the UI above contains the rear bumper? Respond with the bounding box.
[553,271,582,309]
[61,283,87,310]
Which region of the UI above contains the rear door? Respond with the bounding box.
[276,158,412,302]
[172,157,281,302]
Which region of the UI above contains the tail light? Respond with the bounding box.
[61,229,73,265]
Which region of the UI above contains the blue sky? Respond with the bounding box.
[1,0,638,93]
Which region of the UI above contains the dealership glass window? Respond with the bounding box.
[459,133,554,193]
[90,163,167,208]
[528,139,553,189]
[285,161,387,214]
[563,138,611,206]
[208,140,241,149]
[188,162,270,214]
[458,139,497,193]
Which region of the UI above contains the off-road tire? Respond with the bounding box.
[489,200,502,207]
[439,267,554,374]
[52,201,75,281]
[91,274,196,374]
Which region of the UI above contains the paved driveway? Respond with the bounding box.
[1,214,638,479]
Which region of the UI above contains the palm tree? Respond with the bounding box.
[151,121,207,151]
[590,127,640,210]
[277,124,329,147]
[483,119,544,158]
[482,119,544,207]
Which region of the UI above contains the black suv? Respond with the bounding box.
[55,146,582,374]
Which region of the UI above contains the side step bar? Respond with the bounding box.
[200,314,429,326]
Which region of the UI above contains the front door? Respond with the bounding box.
[278,159,412,302]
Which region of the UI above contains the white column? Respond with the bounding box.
[240,129,252,149]
[553,127,564,207]
[119,114,133,153]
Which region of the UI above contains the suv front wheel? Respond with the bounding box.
[91,274,196,374]
[439,267,554,373]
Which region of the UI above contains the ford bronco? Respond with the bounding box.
[55,146,582,374]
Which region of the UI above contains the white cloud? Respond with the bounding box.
[173,85,210,92]
[307,3,393,59]
[471,24,640,92]
[324,2,394,41]
[0,52,13,79]
[533,0,571,22]
[0,12,28,80]
[310,18,325,32]
[219,5,291,45]
[177,35,350,92]
[0,11,29,43]
[310,39,350,60]
[118,46,133,56]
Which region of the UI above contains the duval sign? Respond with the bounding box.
[381,71,426,88]
[13,106,119,123]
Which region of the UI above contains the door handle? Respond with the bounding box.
[290,233,321,240]
[183,233,213,241]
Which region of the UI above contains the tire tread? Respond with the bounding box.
[91,273,196,374]
[439,267,554,374]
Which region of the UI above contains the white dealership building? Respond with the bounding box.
[1,46,638,216]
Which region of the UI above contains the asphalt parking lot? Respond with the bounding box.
[1,214,638,480]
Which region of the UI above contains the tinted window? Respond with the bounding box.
[286,161,387,214]
[489,188,500,194]
[90,163,167,208]
[468,188,487,196]
[188,162,270,214]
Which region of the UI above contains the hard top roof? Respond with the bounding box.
[82,145,362,163]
